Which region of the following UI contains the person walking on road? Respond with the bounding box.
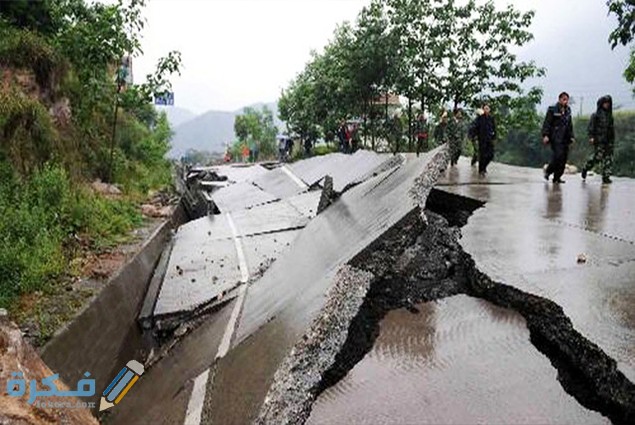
[415,113,429,155]
[582,95,615,184]
[447,108,465,166]
[542,92,575,184]
[433,110,448,147]
[467,108,483,167]
[473,104,496,176]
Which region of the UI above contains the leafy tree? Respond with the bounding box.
[280,0,543,151]
[0,0,56,35]
[608,0,635,89]
[234,106,278,158]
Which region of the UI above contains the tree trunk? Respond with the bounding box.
[408,98,413,152]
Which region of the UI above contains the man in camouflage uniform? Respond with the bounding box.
[447,108,465,166]
[433,110,448,147]
[582,95,615,184]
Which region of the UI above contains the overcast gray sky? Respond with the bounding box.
[134,0,635,114]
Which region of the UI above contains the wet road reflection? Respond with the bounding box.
[308,296,608,425]
[438,158,635,382]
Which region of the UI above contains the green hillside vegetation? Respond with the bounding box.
[0,0,181,317]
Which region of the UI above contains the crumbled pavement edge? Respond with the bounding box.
[255,265,375,425]
[255,148,451,425]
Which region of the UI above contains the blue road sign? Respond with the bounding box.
[154,92,174,106]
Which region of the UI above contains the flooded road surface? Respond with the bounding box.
[439,159,635,383]
[308,295,609,425]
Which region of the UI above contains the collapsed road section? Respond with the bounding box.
[108,149,634,425]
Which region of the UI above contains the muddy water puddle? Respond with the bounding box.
[308,295,608,424]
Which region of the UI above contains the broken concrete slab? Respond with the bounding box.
[199,164,270,183]
[153,237,241,319]
[289,150,394,192]
[200,148,449,425]
[241,231,300,277]
[212,181,279,213]
[175,214,234,243]
[285,191,321,219]
[229,200,309,237]
[152,200,310,325]
[251,166,308,200]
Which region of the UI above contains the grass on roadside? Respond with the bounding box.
[0,161,143,310]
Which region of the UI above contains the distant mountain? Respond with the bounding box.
[168,102,283,158]
[158,106,197,128]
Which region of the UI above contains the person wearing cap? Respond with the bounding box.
[542,92,575,184]
[582,95,615,184]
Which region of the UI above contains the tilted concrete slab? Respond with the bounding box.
[289,150,393,192]
[285,191,321,219]
[212,181,279,212]
[200,148,448,425]
[438,156,635,382]
[152,200,310,320]
[154,236,241,318]
[241,231,300,276]
[230,200,309,237]
[202,164,270,183]
[251,167,307,200]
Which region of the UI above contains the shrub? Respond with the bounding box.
[0,161,143,308]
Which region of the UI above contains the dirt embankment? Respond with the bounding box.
[0,315,98,425]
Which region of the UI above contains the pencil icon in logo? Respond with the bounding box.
[99,360,144,411]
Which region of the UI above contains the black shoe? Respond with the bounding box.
[553,178,566,184]
[544,169,550,181]
[581,168,587,180]
[602,177,612,184]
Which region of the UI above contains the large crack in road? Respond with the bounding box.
[257,189,635,425]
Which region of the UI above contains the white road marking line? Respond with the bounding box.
[183,369,210,425]
[183,212,251,425]
[281,165,308,189]
[216,285,247,360]
[226,213,249,283]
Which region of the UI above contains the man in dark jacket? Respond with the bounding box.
[582,95,615,184]
[542,92,575,184]
[474,104,496,176]
[467,108,483,167]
